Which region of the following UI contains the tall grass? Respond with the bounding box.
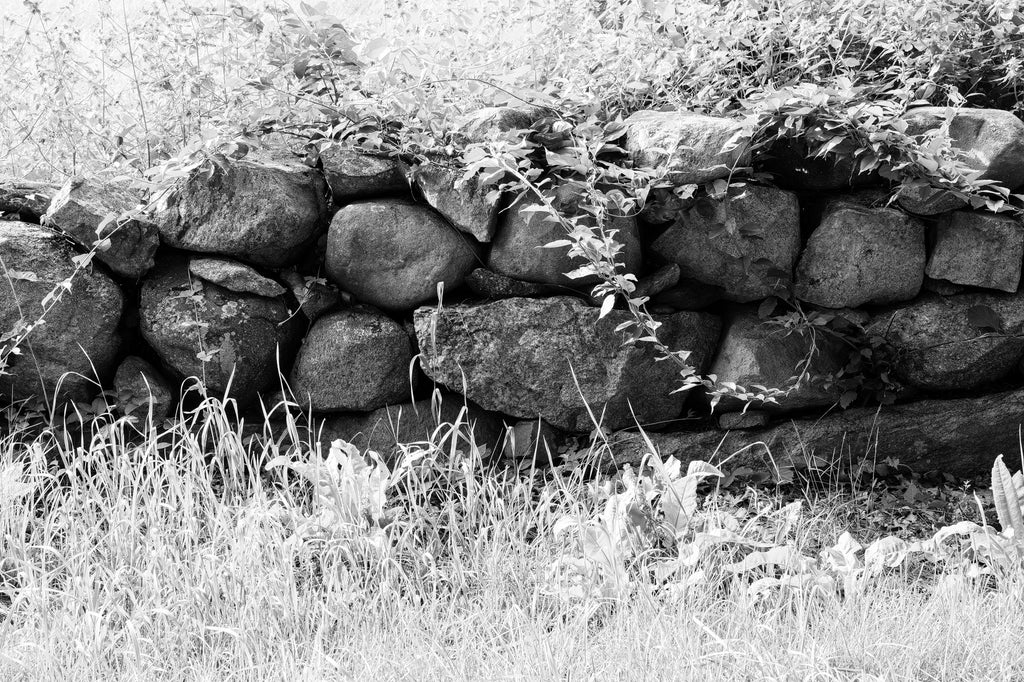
[0,393,1019,680]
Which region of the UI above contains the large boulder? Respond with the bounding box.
[153,158,328,267]
[404,156,499,242]
[139,259,299,407]
[709,306,845,413]
[414,296,721,432]
[651,185,800,302]
[867,292,1024,392]
[794,201,925,308]
[42,176,159,279]
[315,393,506,462]
[902,107,1024,190]
[0,222,123,404]
[488,191,642,288]
[610,387,1024,482]
[289,309,413,412]
[0,178,56,222]
[319,146,406,202]
[325,199,479,312]
[925,211,1023,293]
[623,110,750,184]
[113,355,174,422]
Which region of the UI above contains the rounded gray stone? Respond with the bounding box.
[0,222,123,404]
[325,200,479,312]
[139,258,299,407]
[154,157,328,267]
[290,309,412,412]
[488,192,641,288]
[795,202,925,308]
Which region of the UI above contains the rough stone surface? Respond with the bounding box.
[464,268,563,299]
[315,394,506,462]
[867,291,1024,392]
[415,296,721,432]
[903,107,1024,190]
[709,306,845,413]
[503,418,564,462]
[281,270,343,322]
[634,263,681,299]
[795,201,925,308]
[0,178,55,221]
[326,200,479,311]
[623,110,750,184]
[456,105,547,143]
[42,176,159,278]
[896,183,968,215]
[405,156,499,242]
[922,277,966,296]
[319,146,406,202]
[188,257,286,298]
[114,356,173,422]
[488,192,642,287]
[650,278,723,311]
[139,258,299,406]
[718,410,771,430]
[652,185,800,302]
[0,222,123,404]
[289,309,413,412]
[926,211,1023,293]
[154,158,328,267]
[610,387,1024,481]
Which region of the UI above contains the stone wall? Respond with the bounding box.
[4,105,1024,479]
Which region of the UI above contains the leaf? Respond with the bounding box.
[967,304,1003,333]
[757,296,778,319]
[864,536,909,572]
[992,454,1024,538]
[725,545,814,574]
[599,294,616,319]
[7,270,38,282]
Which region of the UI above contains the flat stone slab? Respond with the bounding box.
[188,257,286,298]
[610,387,1024,481]
[868,291,1024,392]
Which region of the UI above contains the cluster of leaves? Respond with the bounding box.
[544,441,1024,609]
[264,420,1024,614]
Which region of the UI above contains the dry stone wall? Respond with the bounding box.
[5,105,1024,479]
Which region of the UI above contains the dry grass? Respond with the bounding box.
[0,394,1019,681]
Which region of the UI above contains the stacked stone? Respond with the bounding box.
[2,103,1024,479]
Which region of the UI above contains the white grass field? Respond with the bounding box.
[0,392,1019,681]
